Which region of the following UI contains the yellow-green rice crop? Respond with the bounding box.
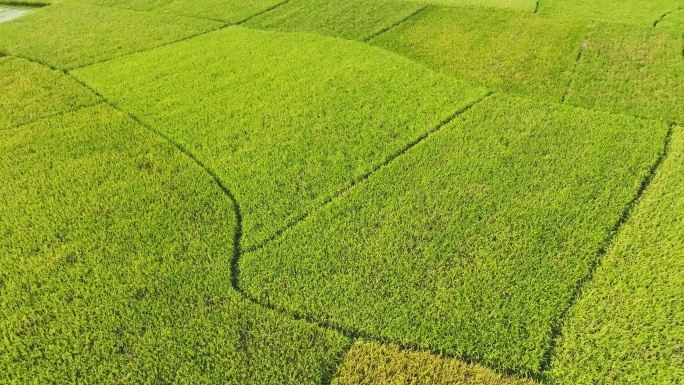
[0,3,222,69]
[73,26,487,250]
[239,95,668,374]
[0,56,99,130]
[0,103,348,383]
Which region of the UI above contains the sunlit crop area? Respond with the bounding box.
[1,0,682,383]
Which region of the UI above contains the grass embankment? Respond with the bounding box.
[0,3,221,69]
[564,22,684,124]
[547,127,684,384]
[370,6,587,100]
[244,0,425,40]
[73,26,487,251]
[0,103,348,383]
[239,95,668,374]
[0,56,99,129]
[333,341,536,385]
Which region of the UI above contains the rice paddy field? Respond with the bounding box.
[0,0,682,383]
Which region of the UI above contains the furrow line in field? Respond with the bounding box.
[653,6,683,27]
[68,1,290,71]
[11,54,515,385]
[1,100,105,132]
[537,122,675,376]
[242,91,494,255]
[363,5,428,42]
[69,24,228,71]
[235,0,290,25]
[559,35,585,104]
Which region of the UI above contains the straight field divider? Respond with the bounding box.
[235,0,290,25]
[363,5,429,42]
[243,91,494,255]
[68,0,291,72]
[538,122,675,377]
[59,71,526,384]
[1,100,105,132]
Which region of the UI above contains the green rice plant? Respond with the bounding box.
[0,3,222,69]
[370,6,587,100]
[0,103,348,383]
[655,8,684,33]
[538,0,683,26]
[564,22,684,124]
[239,95,669,374]
[76,0,172,11]
[547,126,684,384]
[244,0,425,40]
[153,0,286,23]
[399,0,536,12]
[0,56,99,130]
[72,26,487,251]
[333,340,537,385]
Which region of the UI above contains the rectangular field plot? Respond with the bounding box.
[538,0,683,26]
[239,95,668,374]
[565,22,684,124]
[548,126,684,384]
[73,26,486,251]
[333,341,536,385]
[0,56,99,130]
[370,6,587,100]
[0,3,221,70]
[244,0,425,40]
[0,104,348,383]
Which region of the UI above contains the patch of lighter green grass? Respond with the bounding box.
[370,6,587,100]
[239,94,668,374]
[244,0,425,40]
[565,22,684,124]
[0,3,222,70]
[0,56,99,130]
[538,0,683,26]
[0,103,348,383]
[548,126,684,384]
[72,26,487,250]
[333,340,537,385]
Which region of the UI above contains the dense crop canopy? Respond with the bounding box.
[0,103,348,383]
[370,6,587,100]
[0,56,99,130]
[565,22,684,124]
[153,0,287,23]
[239,95,668,374]
[73,26,487,250]
[333,340,536,385]
[244,0,425,40]
[548,127,684,384]
[0,3,222,69]
[538,0,684,26]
